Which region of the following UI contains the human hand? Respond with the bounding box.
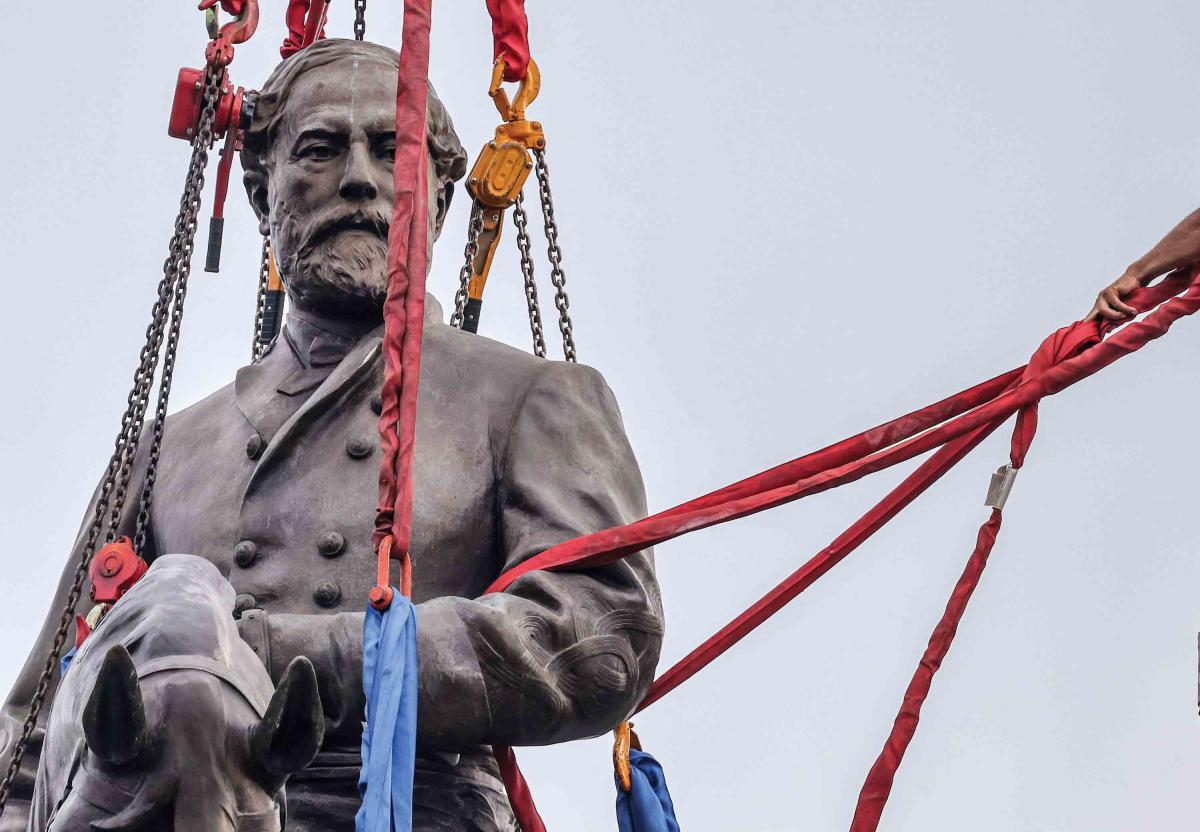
[1088,207,1200,321]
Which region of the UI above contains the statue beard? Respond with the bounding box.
[283,234,390,319]
[279,209,392,320]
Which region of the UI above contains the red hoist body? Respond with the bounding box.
[168,0,261,272]
[74,537,150,648]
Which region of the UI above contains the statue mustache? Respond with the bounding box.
[299,209,390,255]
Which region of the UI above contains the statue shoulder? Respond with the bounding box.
[160,379,239,435]
[425,320,620,414]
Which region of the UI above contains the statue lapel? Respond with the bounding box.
[244,327,384,488]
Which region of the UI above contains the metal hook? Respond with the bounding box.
[489,57,541,123]
[200,0,261,52]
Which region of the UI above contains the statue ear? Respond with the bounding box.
[250,657,324,784]
[243,168,271,237]
[83,645,150,767]
[432,180,454,242]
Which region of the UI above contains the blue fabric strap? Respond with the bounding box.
[356,593,419,832]
[59,645,78,678]
[615,749,681,832]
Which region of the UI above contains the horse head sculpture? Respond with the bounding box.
[34,555,325,832]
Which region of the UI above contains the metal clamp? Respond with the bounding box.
[985,464,1018,511]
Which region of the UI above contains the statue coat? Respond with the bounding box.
[0,297,663,831]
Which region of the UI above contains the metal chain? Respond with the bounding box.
[134,125,217,551]
[512,195,547,358]
[107,64,224,545]
[532,150,577,362]
[0,62,226,819]
[252,236,270,361]
[450,202,484,328]
[354,0,366,40]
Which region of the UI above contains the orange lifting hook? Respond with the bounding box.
[460,58,547,333]
[613,722,642,794]
[469,57,545,209]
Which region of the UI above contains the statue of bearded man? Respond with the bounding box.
[0,38,663,832]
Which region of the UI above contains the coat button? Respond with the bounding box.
[317,532,346,558]
[233,593,258,618]
[246,433,265,460]
[370,392,383,415]
[234,540,259,568]
[346,436,374,459]
[313,580,342,608]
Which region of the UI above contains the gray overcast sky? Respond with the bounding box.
[2,2,1199,829]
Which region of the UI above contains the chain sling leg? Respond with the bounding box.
[354,0,366,40]
[451,203,485,328]
[512,195,548,357]
[0,63,227,819]
[252,236,271,361]
[532,149,577,362]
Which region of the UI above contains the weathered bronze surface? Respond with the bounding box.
[1,39,662,832]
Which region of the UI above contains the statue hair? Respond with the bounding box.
[240,38,468,188]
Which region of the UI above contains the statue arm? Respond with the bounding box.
[0,448,155,832]
[415,360,664,749]
[238,363,663,752]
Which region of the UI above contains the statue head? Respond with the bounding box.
[241,38,468,320]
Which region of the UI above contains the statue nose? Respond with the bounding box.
[339,174,377,202]
[338,145,378,201]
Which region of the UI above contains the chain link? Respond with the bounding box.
[532,150,577,362]
[252,236,271,361]
[0,62,227,819]
[354,0,367,40]
[450,203,484,329]
[512,195,547,358]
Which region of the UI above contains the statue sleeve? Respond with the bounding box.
[415,360,664,749]
[0,439,155,831]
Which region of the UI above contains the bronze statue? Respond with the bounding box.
[0,38,663,832]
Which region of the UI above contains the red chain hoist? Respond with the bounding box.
[169,1,261,274]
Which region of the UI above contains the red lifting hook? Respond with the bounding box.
[199,0,261,66]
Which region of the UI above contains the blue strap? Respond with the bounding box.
[356,593,419,832]
[615,749,681,832]
[59,645,78,678]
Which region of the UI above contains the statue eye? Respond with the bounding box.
[300,143,336,161]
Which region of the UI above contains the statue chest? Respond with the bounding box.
[148,364,505,615]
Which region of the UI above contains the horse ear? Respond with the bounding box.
[83,645,150,767]
[250,657,324,781]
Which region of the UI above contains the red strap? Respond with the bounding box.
[374,0,432,558]
[485,0,531,81]
[849,509,1004,831]
[488,271,1200,830]
[846,306,1110,829]
[280,0,328,59]
[486,271,1197,597]
[492,745,547,832]
[639,408,1009,712]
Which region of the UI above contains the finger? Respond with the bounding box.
[1093,297,1126,321]
[1103,287,1138,316]
[1084,298,1108,321]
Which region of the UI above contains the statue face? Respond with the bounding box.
[258,55,437,320]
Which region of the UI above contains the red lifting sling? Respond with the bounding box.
[485,268,1200,830]
[370,2,1200,829]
